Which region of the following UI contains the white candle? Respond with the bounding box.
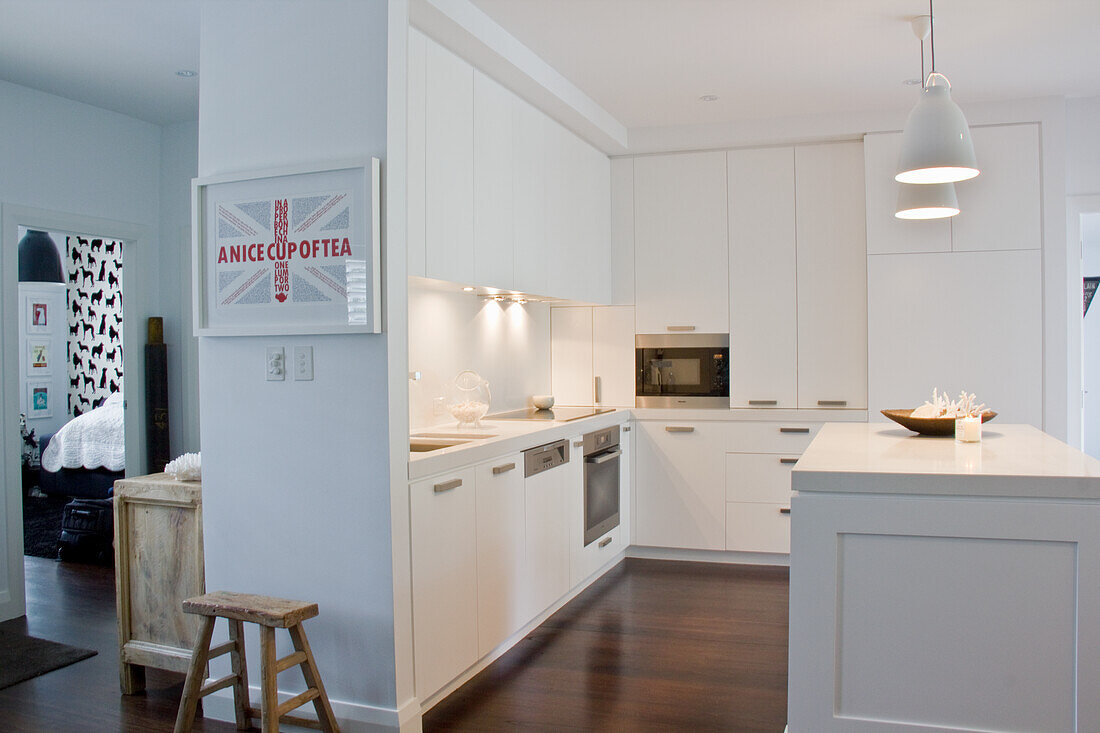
[956,415,982,443]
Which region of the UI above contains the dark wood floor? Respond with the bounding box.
[0,556,236,733]
[425,558,790,732]
[0,556,788,732]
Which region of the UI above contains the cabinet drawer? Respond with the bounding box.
[725,453,796,503]
[726,502,791,554]
[572,525,622,587]
[724,422,821,454]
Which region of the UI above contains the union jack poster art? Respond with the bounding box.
[194,160,381,336]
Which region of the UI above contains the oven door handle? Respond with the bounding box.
[585,449,622,465]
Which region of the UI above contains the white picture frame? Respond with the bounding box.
[27,337,51,376]
[27,297,50,333]
[27,381,52,419]
[192,158,382,336]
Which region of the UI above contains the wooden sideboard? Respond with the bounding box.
[113,472,204,694]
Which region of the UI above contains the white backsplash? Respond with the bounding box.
[408,280,551,430]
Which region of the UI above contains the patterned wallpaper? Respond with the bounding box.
[66,236,123,417]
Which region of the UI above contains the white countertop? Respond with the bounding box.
[408,409,628,481]
[793,422,1100,499]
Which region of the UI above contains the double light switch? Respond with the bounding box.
[266,346,314,381]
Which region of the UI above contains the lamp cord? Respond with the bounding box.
[929,0,935,73]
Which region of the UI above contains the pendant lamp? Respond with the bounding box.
[895,0,979,185]
[895,181,959,219]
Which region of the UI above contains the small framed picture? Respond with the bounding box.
[27,299,49,332]
[27,338,51,376]
[27,382,51,419]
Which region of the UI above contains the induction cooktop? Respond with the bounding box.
[487,407,616,422]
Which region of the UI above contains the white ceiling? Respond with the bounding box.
[0,0,200,126]
[470,0,1100,130]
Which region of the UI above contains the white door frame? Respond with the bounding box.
[1068,194,1100,453]
[0,203,150,622]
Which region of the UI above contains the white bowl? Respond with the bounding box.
[532,395,555,410]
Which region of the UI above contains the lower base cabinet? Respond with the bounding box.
[410,468,478,698]
[474,454,526,657]
[522,439,575,620]
[725,451,796,553]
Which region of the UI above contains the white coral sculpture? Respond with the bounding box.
[911,388,985,419]
[165,452,201,481]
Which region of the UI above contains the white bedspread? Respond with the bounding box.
[41,392,125,472]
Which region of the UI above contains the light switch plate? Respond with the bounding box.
[266,347,285,381]
[294,346,314,381]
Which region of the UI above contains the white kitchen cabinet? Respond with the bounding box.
[633,151,729,335]
[580,142,612,305]
[407,27,427,278]
[552,306,635,407]
[511,96,548,297]
[474,454,525,657]
[544,119,576,301]
[610,157,635,306]
[410,468,478,698]
[868,249,1043,427]
[425,39,474,285]
[472,70,514,291]
[725,452,798,504]
[726,502,791,554]
[551,307,594,406]
[522,444,572,621]
[795,142,868,409]
[634,421,727,550]
[952,123,1041,252]
[728,146,798,408]
[863,131,951,256]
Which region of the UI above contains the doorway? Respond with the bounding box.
[1082,210,1100,458]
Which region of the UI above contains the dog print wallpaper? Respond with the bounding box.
[66,236,123,417]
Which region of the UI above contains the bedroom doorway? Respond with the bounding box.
[18,227,125,563]
[1,204,149,624]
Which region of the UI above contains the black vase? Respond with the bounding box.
[18,229,64,283]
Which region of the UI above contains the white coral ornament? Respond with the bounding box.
[166,452,201,481]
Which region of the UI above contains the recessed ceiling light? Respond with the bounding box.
[903,78,922,86]
[176,69,197,78]
[462,286,475,292]
[699,94,719,102]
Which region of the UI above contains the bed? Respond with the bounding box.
[39,392,125,499]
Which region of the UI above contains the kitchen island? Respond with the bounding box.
[788,423,1100,733]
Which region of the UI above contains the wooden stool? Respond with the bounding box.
[174,591,340,733]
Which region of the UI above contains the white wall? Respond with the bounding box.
[158,120,200,457]
[407,279,551,429]
[0,80,162,622]
[197,1,409,729]
[1068,96,1100,196]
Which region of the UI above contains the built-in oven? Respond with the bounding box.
[636,334,730,408]
[583,425,621,546]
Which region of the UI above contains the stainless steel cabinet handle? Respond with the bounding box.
[779,427,810,434]
[666,325,696,332]
[665,426,695,433]
[748,400,778,406]
[818,400,848,407]
[586,449,622,465]
[622,426,631,432]
[779,457,798,465]
[598,536,613,548]
[779,507,791,515]
[594,376,602,404]
[492,462,516,475]
[573,440,584,448]
[433,478,462,493]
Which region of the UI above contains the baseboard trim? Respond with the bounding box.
[626,545,791,567]
[204,685,420,732]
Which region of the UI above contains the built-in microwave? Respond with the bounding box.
[636,334,730,408]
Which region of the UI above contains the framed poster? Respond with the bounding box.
[192,158,382,336]
[27,382,51,419]
[27,338,51,376]
[27,298,49,333]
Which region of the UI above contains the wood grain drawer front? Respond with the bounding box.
[723,422,821,454]
[726,502,791,554]
[725,453,796,504]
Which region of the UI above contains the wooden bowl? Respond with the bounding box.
[881,408,998,436]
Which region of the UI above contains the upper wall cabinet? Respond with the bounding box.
[512,96,548,297]
[425,39,474,285]
[473,70,514,292]
[728,146,798,408]
[864,123,1041,255]
[795,142,868,410]
[407,28,427,278]
[610,158,635,306]
[952,124,1041,252]
[864,131,951,256]
[634,151,729,334]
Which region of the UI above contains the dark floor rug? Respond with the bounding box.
[21,494,69,559]
[0,629,97,690]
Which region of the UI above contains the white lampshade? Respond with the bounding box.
[895,181,959,219]
[896,73,979,184]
